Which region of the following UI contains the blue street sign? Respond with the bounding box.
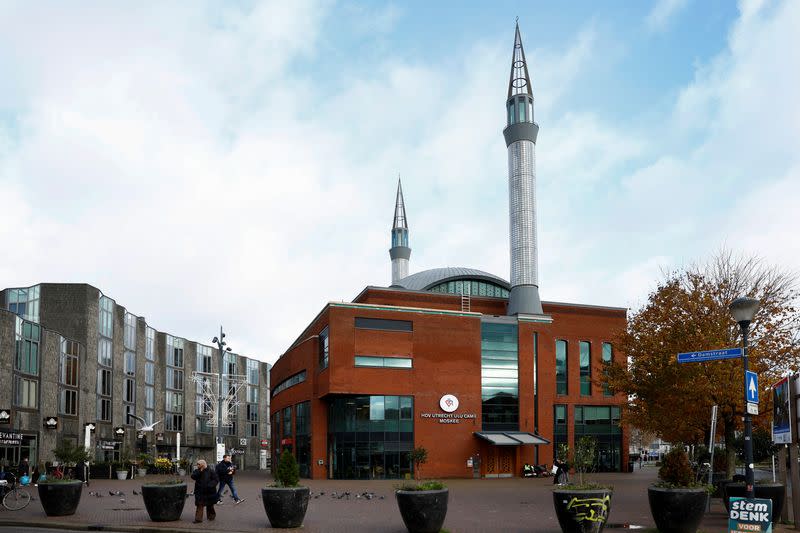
[746,371,758,403]
[677,347,742,363]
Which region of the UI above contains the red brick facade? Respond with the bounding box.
[270,287,629,479]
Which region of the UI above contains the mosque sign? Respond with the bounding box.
[420,395,477,424]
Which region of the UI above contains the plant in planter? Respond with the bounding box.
[723,480,785,523]
[395,447,449,533]
[38,441,91,516]
[261,450,309,528]
[154,457,173,474]
[177,458,190,476]
[648,446,712,533]
[552,436,613,533]
[114,460,129,480]
[141,478,187,521]
[137,453,152,477]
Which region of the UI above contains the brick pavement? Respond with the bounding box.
[0,466,794,532]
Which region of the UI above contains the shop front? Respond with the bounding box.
[0,431,38,470]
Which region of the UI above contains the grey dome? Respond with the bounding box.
[393,267,510,291]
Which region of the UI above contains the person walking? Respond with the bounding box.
[215,454,244,504]
[191,459,219,523]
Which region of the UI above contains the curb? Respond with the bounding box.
[0,519,254,533]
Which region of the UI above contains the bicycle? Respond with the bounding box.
[0,475,32,511]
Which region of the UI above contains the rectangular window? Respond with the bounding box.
[247,403,259,437]
[124,378,136,403]
[555,340,568,395]
[165,414,183,432]
[166,391,183,412]
[124,312,137,350]
[196,417,212,434]
[247,385,258,403]
[354,317,413,332]
[197,345,213,373]
[60,389,78,416]
[602,343,613,396]
[171,347,184,367]
[7,285,40,322]
[166,368,184,390]
[283,406,292,437]
[272,370,306,397]
[14,318,40,376]
[98,337,112,367]
[14,376,37,408]
[224,352,237,376]
[319,326,329,369]
[60,339,80,387]
[145,386,155,409]
[98,398,112,421]
[99,295,114,338]
[97,368,112,396]
[124,351,136,375]
[580,341,591,396]
[355,355,413,368]
[247,359,259,384]
[145,327,155,361]
[145,361,154,385]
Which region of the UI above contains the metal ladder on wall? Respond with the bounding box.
[461,289,470,312]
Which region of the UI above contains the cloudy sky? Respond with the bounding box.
[1,0,797,364]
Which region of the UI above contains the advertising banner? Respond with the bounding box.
[773,377,791,444]
[728,497,772,533]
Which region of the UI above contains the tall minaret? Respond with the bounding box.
[504,21,543,315]
[389,178,410,285]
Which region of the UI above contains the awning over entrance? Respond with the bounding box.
[474,432,550,446]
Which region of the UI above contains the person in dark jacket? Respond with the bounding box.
[18,457,30,477]
[191,459,219,523]
[215,454,244,504]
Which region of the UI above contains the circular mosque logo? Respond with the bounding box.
[439,394,459,413]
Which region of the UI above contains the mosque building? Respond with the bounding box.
[269,23,628,479]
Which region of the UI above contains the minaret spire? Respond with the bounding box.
[503,20,543,315]
[389,176,411,285]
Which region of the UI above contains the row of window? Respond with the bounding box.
[355,356,412,368]
[6,285,40,323]
[428,279,510,298]
[272,370,306,398]
[555,340,613,397]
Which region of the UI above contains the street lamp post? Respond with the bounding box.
[729,296,760,500]
[212,327,233,453]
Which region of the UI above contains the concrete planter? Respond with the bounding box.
[137,468,148,477]
[552,488,613,533]
[115,470,128,480]
[37,480,83,516]
[261,486,310,528]
[395,488,449,533]
[724,482,784,523]
[648,486,708,533]
[141,482,187,521]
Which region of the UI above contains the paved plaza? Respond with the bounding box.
[0,466,794,532]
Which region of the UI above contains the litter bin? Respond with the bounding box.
[627,460,635,473]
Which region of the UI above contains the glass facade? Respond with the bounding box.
[575,405,622,472]
[296,401,311,478]
[481,322,518,431]
[328,395,414,479]
[555,340,567,395]
[580,341,591,396]
[165,336,184,431]
[553,404,567,459]
[124,312,136,424]
[97,295,114,422]
[144,327,155,426]
[59,338,79,416]
[427,279,509,298]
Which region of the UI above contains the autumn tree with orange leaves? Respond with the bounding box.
[605,251,799,476]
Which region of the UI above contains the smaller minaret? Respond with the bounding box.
[389,178,410,285]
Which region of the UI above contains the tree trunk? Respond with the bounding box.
[724,418,737,479]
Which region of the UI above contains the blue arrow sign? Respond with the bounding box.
[746,371,758,403]
[677,347,742,363]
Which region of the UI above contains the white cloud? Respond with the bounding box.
[645,0,689,33]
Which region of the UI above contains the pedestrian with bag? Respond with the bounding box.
[191,459,219,523]
[215,454,244,504]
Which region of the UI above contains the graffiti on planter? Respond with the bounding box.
[566,495,611,522]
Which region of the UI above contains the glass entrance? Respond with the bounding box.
[0,434,38,471]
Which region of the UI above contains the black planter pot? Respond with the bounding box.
[141,482,187,521]
[647,486,709,533]
[724,482,784,523]
[553,488,613,533]
[395,488,449,533]
[37,480,83,516]
[261,486,310,528]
